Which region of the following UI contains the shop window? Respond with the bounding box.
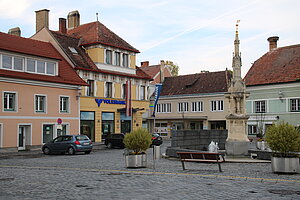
[57,124,68,136]
[102,112,115,140]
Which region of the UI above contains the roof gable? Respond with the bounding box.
[160,71,230,96]
[244,44,300,86]
[67,21,139,53]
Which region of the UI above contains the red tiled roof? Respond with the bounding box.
[244,44,300,86]
[0,32,87,86]
[67,21,139,53]
[160,71,230,96]
[51,31,151,80]
[140,65,161,78]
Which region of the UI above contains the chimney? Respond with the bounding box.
[8,27,21,36]
[35,9,49,33]
[141,61,149,67]
[59,18,67,34]
[267,36,279,51]
[67,10,80,30]
[160,60,165,83]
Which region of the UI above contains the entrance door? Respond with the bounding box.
[121,120,131,134]
[18,126,26,150]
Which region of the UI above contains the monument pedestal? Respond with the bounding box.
[225,141,249,156]
[225,114,249,156]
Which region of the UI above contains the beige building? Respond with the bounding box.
[149,71,231,137]
[32,9,152,141]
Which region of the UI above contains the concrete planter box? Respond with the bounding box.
[271,156,300,174]
[125,154,147,168]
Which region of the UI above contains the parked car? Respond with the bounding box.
[151,133,163,146]
[42,135,93,155]
[105,134,125,149]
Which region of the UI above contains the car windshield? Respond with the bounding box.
[75,135,89,141]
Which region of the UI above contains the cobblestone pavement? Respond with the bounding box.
[0,141,299,200]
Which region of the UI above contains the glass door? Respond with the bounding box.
[43,124,54,143]
[18,126,26,150]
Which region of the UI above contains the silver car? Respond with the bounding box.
[42,135,93,155]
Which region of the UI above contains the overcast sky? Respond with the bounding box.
[1,0,299,77]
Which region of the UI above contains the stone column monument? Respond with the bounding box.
[225,21,250,156]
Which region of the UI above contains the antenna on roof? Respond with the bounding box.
[96,12,99,21]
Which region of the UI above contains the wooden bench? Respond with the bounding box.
[177,152,225,172]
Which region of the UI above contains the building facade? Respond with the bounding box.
[244,36,300,138]
[32,10,152,141]
[0,32,87,151]
[150,71,231,137]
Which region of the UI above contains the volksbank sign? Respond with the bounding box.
[95,99,125,107]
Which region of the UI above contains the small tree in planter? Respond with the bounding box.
[123,128,152,168]
[265,121,300,173]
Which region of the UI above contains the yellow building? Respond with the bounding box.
[33,9,151,141]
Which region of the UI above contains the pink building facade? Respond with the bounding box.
[0,32,87,152]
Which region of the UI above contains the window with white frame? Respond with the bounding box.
[211,100,223,111]
[178,102,189,112]
[3,92,16,111]
[122,53,129,67]
[122,84,126,99]
[192,101,203,112]
[105,82,113,98]
[60,96,69,113]
[87,80,94,96]
[140,86,146,100]
[115,52,120,66]
[1,53,56,75]
[156,103,171,113]
[290,98,300,112]
[35,95,46,113]
[248,125,257,135]
[254,100,266,113]
[105,50,112,64]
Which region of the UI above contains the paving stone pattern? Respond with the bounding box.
[0,141,299,200]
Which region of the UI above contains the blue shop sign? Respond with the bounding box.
[95,99,125,107]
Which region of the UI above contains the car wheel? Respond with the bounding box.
[107,142,112,149]
[85,151,91,154]
[68,147,75,155]
[43,147,51,155]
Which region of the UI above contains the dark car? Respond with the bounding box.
[105,134,125,149]
[42,135,93,155]
[151,133,163,146]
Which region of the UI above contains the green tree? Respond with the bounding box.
[166,61,179,76]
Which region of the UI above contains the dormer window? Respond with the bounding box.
[115,52,120,66]
[122,53,128,67]
[68,47,78,54]
[106,50,112,64]
[0,53,57,76]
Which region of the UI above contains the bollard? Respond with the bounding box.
[153,145,161,160]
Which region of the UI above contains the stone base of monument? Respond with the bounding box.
[225,141,249,156]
